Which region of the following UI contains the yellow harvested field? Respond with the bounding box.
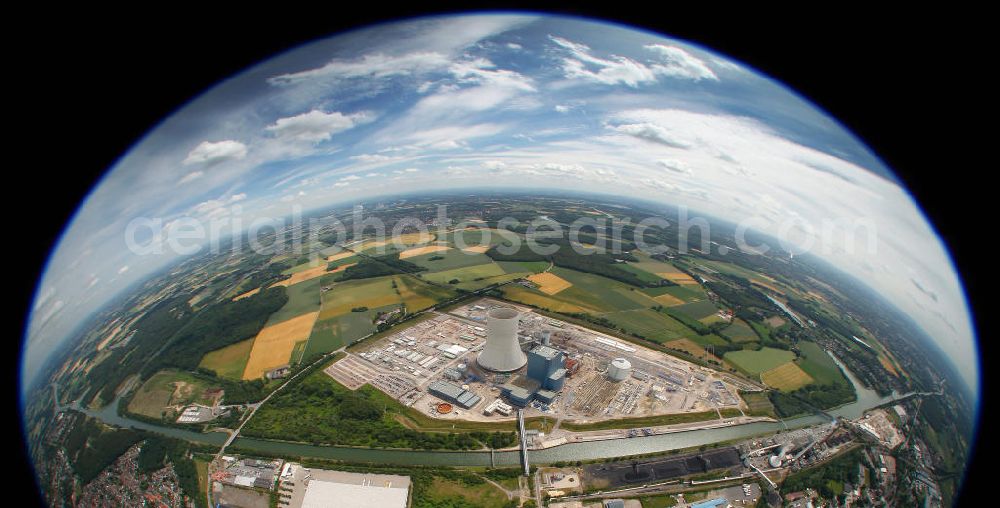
[326,251,354,262]
[765,316,786,328]
[95,324,122,351]
[320,294,401,321]
[272,263,356,287]
[659,272,698,285]
[752,280,786,295]
[399,245,451,259]
[527,272,573,295]
[503,286,592,314]
[761,362,814,391]
[653,293,685,306]
[232,287,261,301]
[396,232,434,244]
[664,338,723,364]
[242,312,319,380]
[460,245,491,254]
[355,232,434,252]
[879,355,899,377]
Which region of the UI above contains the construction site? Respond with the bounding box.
[325,299,748,428]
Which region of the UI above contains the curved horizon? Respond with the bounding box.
[21,13,977,401]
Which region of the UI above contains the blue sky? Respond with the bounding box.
[23,14,976,395]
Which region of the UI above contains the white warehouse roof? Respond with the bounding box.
[302,480,408,508]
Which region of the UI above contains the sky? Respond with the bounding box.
[23,14,977,396]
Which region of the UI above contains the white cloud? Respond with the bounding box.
[482,160,506,170]
[332,181,350,188]
[608,122,691,148]
[549,36,655,87]
[548,37,718,87]
[268,52,451,86]
[554,104,571,113]
[349,153,400,163]
[117,265,129,275]
[658,159,692,175]
[266,110,371,143]
[182,140,247,165]
[189,193,247,218]
[339,175,361,181]
[507,42,523,50]
[178,171,204,184]
[644,44,718,81]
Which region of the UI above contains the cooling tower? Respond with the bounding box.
[477,307,527,372]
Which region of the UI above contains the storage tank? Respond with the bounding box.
[477,307,528,372]
[607,358,632,381]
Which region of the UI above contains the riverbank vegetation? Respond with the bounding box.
[560,408,741,432]
[242,364,515,450]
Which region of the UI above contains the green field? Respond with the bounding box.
[797,341,849,386]
[719,319,759,343]
[407,249,494,271]
[282,259,326,275]
[126,370,216,419]
[496,260,549,274]
[545,267,658,312]
[628,252,687,275]
[694,259,782,289]
[289,340,308,365]
[739,391,777,418]
[325,254,360,269]
[600,308,689,344]
[301,274,454,362]
[501,285,592,314]
[319,276,401,319]
[319,244,347,257]
[419,262,506,285]
[670,300,719,320]
[633,495,678,508]
[686,333,731,347]
[444,227,519,248]
[394,275,456,312]
[614,263,669,285]
[640,284,706,302]
[303,304,400,362]
[266,276,322,325]
[723,347,796,375]
[424,477,511,508]
[198,338,254,379]
[749,320,773,342]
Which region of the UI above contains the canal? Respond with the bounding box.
[68,352,905,466]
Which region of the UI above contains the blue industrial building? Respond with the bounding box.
[536,389,558,404]
[545,368,566,391]
[527,345,565,390]
[428,380,482,409]
[502,386,536,406]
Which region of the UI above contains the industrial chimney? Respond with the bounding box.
[477,307,528,372]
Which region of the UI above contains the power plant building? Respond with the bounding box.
[427,380,482,409]
[546,368,566,391]
[477,307,528,372]
[536,389,558,405]
[527,345,566,390]
[502,386,535,407]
